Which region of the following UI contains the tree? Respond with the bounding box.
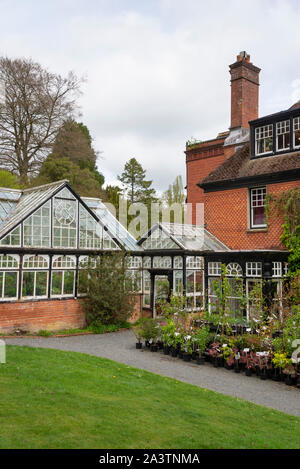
[163,175,185,206]
[0,57,81,184]
[36,156,103,198]
[32,119,104,197]
[118,157,156,205]
[0,170,20,188]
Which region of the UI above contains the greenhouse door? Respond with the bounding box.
[152,273,170,318]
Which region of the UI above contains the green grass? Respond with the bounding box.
[0,346,299,449]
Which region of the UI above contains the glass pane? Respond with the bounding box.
[253,206,265,226]
[51,271,63,296]
[63,271,75,295]
[0,272,3,297]
[186,271,195,294]
[4,272,17,298]
[78,270,87,295]
[22,272,35,297]
[36,272,48,297]
[23,202,50,247]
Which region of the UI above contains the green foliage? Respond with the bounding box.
[192,326,210,354]
[0,170,20,188]
[80,253,136,325]
[118,157,157,205]
[136,317,160,342]
[87,320,131,334]
[266,188,300,273]
[31,119,104,197]
[38,329,52,337]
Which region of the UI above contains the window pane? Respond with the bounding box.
[253,206,265,226]
[22,272,35,297]
[186,271,194,294]
[0,272,3,297]
[63,271,75,295]
[51,271,63,296]
[36,272,48,297]
[4,272,17,298]
[23,202,50,247]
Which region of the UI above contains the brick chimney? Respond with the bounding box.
[230,51,261,129]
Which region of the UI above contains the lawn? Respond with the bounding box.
[0,346,299,449]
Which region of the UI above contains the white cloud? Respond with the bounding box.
[0,0,300,190]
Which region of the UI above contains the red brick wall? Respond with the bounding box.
[204,180,300,250]
[0,299,86,334]
[0,295,144,333]
[186,140,236,224]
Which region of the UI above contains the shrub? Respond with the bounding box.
[80,252,137,325]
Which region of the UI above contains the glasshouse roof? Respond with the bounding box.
[82,197,142,251]
[139,223,230,252]
[0,180,67,238]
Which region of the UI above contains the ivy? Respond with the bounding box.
[266,188,300,274]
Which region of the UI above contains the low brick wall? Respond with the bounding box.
[0,299,87,334]
[0,295,145,334]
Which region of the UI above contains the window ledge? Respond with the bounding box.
[246,228,268,233]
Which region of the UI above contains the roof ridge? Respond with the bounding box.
[22,179,69,193]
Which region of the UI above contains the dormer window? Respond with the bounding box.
[276,120,290,151]
[294,117,300,149]
[255,125,273,155]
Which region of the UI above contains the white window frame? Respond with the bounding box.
[208,262,222,276]
[21,270,48,300]
[246,262,262,277]
[272,262,282,278]
[0,271,19,301]
[23,255,49,269]
[186,269,205,311]
[255,125,273,156]
[294,117,300,149]
[226,263,243,277]
[250,187,267,228]
[0,254,20,269]
[51,255,76,298]
[143,270,151,307]
[276,120,290,152]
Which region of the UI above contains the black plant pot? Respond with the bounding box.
[150,344,158,352]
[157,341,164,350]
[260,369,267,380]
[136,342,142,349]
[192,352,198,361]
[171,349,178,358]
[285,375,295,386]
[234,363,240,373]
[213,357,219,368]
[163,346,170,355]
[183,353,192,362]
[245,369,252,377]
[178,351,184,359]
[224,362,234,370]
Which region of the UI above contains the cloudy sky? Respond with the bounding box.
[0,0,299,192]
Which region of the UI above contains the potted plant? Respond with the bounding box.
[192,326,210,365]
[133,323,144,349]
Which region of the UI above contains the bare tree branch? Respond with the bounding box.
[0,57,82,183]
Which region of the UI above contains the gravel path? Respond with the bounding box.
[5,330,300,417]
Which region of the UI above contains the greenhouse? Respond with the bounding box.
[0,180,289,332]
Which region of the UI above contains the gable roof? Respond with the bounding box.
[82,197,142,251]
[199,143,300,189]
[139,222,230,252]
[0,180,68,239]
